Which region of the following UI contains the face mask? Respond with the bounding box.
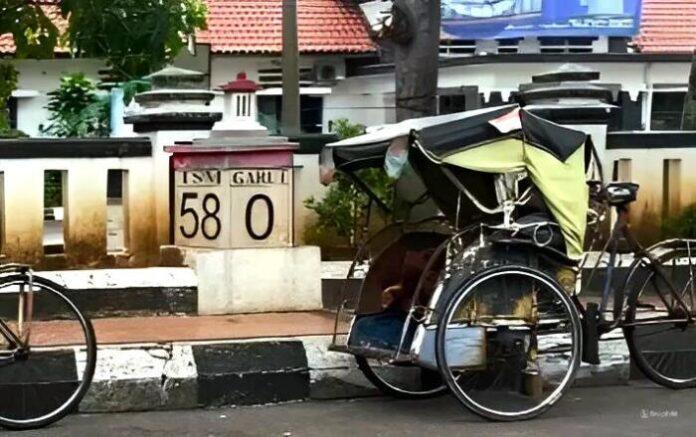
[384,137,409,179]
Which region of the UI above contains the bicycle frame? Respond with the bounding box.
[582,204,694,334]
[0,264,35,367]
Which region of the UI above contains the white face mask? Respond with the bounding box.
[384,137,409,179]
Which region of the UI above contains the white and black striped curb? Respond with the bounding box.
[68,334,632,413]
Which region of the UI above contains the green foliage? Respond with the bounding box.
[44,171,63,208]
[61,0,208,80]
[331,118,367,140]
[42,73,110,138]
[304,119,394,251]
[0,1,59,58]
[662,204,696,238]
[0,63,18,135]
[122,79,152,105]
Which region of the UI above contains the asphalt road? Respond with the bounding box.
[25,383,692,437]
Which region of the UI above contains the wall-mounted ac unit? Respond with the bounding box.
[312,60,346,84]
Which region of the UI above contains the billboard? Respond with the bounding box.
[441,0,642,39]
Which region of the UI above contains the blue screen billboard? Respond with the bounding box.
[441,0,642,39]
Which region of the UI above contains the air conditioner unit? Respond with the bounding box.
[312,61,346,84]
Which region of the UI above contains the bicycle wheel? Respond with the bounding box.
[0,274,97,430]
[355,355,447,399]
[624,244,696,388]
[436,265,581,421]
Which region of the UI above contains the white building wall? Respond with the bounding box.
[12,58,106,137]
[324,60,693,130]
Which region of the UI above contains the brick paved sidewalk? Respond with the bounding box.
[30,311,337,346]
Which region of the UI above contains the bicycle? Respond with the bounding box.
[580,181,696,388]
[436,180,696,420]
[0,264,96,430]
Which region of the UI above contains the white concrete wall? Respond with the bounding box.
[605,145,696,242]
[0,155,157,267]
[324,60,692,130]
[293,154,328,243]
[196,246,322,314]
[12,58,106,137]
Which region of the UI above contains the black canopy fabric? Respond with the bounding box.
[322,106,588,176]
[409,106,514,158]
[321,106,519,176]
[519,109,588,162]
[414,107,587,163]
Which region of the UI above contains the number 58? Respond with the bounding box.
[179,192,221,240]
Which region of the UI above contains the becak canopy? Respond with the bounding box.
[321,105,590,259]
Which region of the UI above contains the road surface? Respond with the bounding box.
[27,383,693,436]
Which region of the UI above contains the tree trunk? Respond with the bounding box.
[681,50,696,130]
[393,0,441,122]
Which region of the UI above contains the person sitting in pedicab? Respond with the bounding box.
[350,247,443,353]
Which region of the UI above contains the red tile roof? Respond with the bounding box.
[634,0,696,54]
[197,0,375,54]
[0,0,375,56]
[0,2,67,55]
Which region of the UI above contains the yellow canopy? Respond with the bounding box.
[442,138,588,259]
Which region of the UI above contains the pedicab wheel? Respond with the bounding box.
[624,245,696,389]
[356,356,448,399]
[435,265,582,421]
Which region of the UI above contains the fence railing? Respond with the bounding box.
[0,138,157,268]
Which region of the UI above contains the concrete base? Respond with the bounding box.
[195,246,322,314]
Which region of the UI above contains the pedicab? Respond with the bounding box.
[323,104,696,421]
[320,105,602,420]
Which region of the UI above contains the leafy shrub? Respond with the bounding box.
[0,63,18,135]
[304,119,394,252]
[42,73,109,138]
[662,204,696,238]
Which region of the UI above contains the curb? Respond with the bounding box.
[66,334,631,413]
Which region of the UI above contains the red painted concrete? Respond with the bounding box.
[28,311,338,347]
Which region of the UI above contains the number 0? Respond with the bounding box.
[245,194,274,240]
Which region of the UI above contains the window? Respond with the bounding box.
[438,86,480,114]
[257,95,324,134]
[440,40,476,57]
[43,170,66,255]
[650,92,686,131]
[539,37,596,53]
[439,94,467,115]
[497,38,522,54]
[107,170,129,253]
[608,91,644,132]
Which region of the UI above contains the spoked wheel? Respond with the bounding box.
[356,356,447,399]
[436,265,581,421]
[0,275,96,430]
[624,245,696,388]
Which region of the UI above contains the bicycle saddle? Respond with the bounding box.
[605,182,639,206]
